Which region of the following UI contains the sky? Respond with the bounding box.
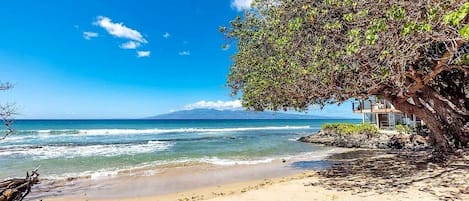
[0,0,358,119]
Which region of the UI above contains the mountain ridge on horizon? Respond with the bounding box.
[147,108,355,120]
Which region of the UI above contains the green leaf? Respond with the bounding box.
[343,13,353,22]
[348,28,360,40]
[386,5,406,20]
[459,24,469,39]
[443,2,469,26]
[365,29,377,44]
[218,26,227,33]
[402,22,415,35]
[421,24,432,32]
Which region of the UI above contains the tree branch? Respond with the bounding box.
[0,82,15,140]
[0,82,16,140]
[405,39,465,98]
[0,82,13,91]
[448,64,469,73]
[0,104,15,141]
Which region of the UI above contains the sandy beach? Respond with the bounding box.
[34,147,345,200]
[39,149,469,201]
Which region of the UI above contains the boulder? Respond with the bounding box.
[388,135,406,149]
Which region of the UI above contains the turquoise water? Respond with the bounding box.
[0,119,359,179]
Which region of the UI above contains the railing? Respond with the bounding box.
[352,100,395,113]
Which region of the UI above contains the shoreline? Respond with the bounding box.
[45,172,317,201]
[40,148,469,201]
[36,147,351,200]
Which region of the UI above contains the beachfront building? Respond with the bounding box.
[352,96,422,130]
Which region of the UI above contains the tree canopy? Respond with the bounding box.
[223,0,468,157]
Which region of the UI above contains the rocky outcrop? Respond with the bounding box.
[298,130,430,150]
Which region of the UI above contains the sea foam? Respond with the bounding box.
[0,126,312,143]
[23,125,310,135]
[0,140,172,159]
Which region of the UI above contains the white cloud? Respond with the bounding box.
[83,31,98,40]
[94,16,147,43]
[120,41,141,49]
[163,32,171,39]
[178,51,190,56]
[184,100,242,110]
[231,0,253,11]
[137,51,151,58]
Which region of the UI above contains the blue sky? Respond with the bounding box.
[0,0,358,119]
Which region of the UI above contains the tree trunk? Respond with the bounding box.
[419,85,469,149]
[382,67,469,162]
[384,88,468,161]
[386,97,451,161]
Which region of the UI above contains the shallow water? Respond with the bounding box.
[0,119,359,179]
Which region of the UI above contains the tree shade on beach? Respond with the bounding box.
[222,0,469,159]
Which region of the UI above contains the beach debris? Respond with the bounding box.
[0,168,39,201]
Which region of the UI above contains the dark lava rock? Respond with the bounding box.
[298,130,430,150]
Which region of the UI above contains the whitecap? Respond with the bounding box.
[0,140,173,159]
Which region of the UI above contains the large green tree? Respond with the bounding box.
[223,0,469,158]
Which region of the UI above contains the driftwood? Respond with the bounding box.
[0,168,39,201]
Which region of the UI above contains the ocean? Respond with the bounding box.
[0,119,359,180]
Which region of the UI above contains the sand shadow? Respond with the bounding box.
[306,150,469,200]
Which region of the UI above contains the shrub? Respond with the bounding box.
[321,123,379,138]
[396,124,412,135]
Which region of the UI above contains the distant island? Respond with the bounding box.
[147,109,352,119]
